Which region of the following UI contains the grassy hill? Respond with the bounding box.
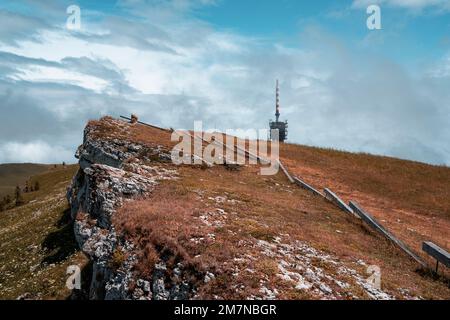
[280,144,450,274]
[90,117,450,299]
[0,163,58,198]
[0,164,89,299]
[1,117,449,300]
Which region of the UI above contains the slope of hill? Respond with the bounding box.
[65,116,449,300]
[280,144,450,272]
[0,165,89,299]
[0,163,56,198]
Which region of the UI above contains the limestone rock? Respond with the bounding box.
[66,117,178,300]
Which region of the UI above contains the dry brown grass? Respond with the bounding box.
[281,144,450,216]
[114,185,203,278]
[113,161,450,299]
[280,143,450,274]
[87,116,174,151]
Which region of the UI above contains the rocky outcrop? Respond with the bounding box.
[67,118,176,299]
[75,124,171,171]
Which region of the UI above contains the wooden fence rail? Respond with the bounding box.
[120,115,170,132]
[293,177,324,197]
[349,201,427,268]
[278,161,295,183]
[422,241,450,273]
[324,188,357,217]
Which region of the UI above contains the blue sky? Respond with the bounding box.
[195,0,450,64]
[0,0,449,165]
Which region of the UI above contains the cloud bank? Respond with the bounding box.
[0,0,449,165]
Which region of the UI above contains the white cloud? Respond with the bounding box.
[352,0,450,11]
[426,54,450,78]
[0,141,74,164]
[11,65,109,93]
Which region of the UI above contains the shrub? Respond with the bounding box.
[110,248,126,270]
[15,186,24,206]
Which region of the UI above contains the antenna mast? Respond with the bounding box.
[269,79,288,143]
[275,79,280,122]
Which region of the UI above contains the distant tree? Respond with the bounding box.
[25,181,29,193]
[15,186,24,206]
[62,161,66,166]
[1,195,11,212]
[1,195,13,212]
[34,181,40,191]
